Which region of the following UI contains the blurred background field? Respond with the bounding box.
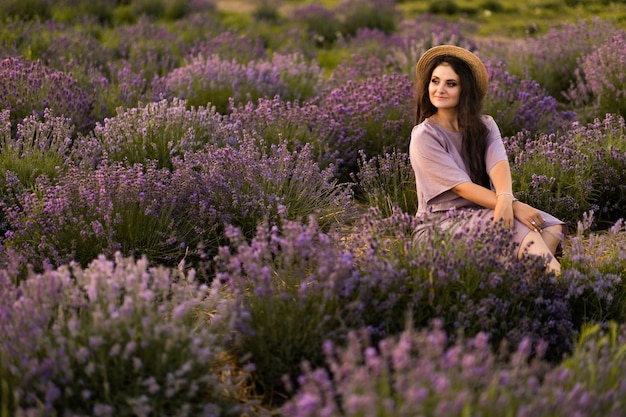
[214,0,626,36]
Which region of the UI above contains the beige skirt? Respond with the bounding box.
[413,206,566,247]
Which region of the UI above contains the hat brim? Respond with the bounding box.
[415,45,489,100]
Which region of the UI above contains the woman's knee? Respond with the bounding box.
[518,230,562,274]
[518,230,552,258]
[541,224,566,254]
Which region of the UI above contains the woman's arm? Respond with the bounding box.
[450,160,515,227]
[451,160,545,231]
[489,160,515,228]
[488,160,546,231]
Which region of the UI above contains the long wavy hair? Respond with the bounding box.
[414,55,490,188]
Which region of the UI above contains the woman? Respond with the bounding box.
[409,45,565,274]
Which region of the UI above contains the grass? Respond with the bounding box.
[219,0,626,38]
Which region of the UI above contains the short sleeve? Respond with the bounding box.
[409,122,472,208]
[482,115,509,172]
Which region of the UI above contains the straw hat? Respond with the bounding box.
[415,45,489,99]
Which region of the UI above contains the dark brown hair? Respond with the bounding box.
[414,55,490,188]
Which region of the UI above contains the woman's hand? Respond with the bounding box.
[493,195,515,228]
[512,201,545,232]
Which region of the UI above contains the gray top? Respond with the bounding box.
[409,115,508,214]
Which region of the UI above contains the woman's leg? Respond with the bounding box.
[540,224,566,255]
[518,227,563,274]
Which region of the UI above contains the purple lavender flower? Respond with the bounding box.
[516,17,621,101]
[285,321,626,417]
[0,56,94,132]
[315,72,415,181]
[186,30,267,63]
[574,31,626,119]
[81,97,228,169]
[162,52,324,114]
[291,3,342,47]
[505,114,626,227]
[485,61,576,136]
[0,253,252,415]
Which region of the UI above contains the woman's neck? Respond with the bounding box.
[429,110,459,132]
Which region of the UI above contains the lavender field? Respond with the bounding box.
[1,0,626,415]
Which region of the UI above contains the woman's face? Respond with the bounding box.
[428,63,461,110]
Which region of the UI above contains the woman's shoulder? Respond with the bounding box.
[480,114,498,129]
[411,118,449,138]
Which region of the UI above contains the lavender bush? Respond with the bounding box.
[573,31,626,119]
[162,53,324,114]
[315,73,414,181]
[0,19,112,74]
[353,150,417,216]
[2,162,194,269]
[0,20,127,121]
[213,217,366,405]
[0,56,94,133]
[390,14,478,78]
[509,17,620,103]
[570,115,626,223]
[328,15,477,84]
[0,253,251,416]
[110,18,184,81]
[348,208,574,360]
[291,3,342,47]
[283,320,626,417]
[506,114,626,228]
[337,0,398,37]
[0,109,73,192]
[561,212,626,327]
[213,208,574,407]
[96,19,185,114]
[326,54,391,89]
[81,98,227,169]
[186,30,267,63]
[485,61,576,137]
[170,135,353,243]
[226,96,345,172]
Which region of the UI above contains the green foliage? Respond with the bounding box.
[428,0,459,15]
[561,215,626,326]
[0,351,17,417]
[2,254,250,415]
[213,218,364,404]
[0,0,52,21]
[482,0,505,12]
[562,321,626,397]
[164,0,190,20]
[354,150,418,217]
[508,131,597,229]
[293,5,342,47]
[316,47,351,72]
[253,2,281,23]
[0,110,73,191]
[88,98,226,170]
[132,0,166,18]
[53,0,116,24]
[341,0,398,36]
